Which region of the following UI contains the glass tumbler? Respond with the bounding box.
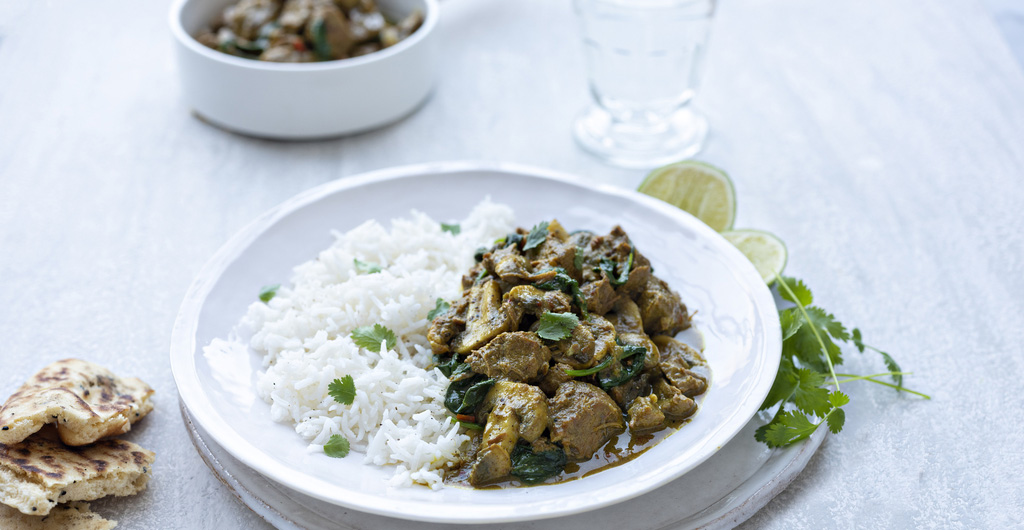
[573,0,716,168]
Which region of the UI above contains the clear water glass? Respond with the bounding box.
[573,0,716,168]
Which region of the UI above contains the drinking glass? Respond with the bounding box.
[573,0,716,168]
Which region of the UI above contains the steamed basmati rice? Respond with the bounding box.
[214,199,514,488]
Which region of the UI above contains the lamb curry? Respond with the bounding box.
[428,220,709,487]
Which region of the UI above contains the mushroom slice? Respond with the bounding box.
[468,382,549,486]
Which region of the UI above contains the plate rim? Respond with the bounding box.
[169,160,782,524]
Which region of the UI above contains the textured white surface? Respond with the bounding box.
[0,0,1023,528]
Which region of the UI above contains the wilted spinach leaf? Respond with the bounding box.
[444,375,495,415]
[510,444,567,485]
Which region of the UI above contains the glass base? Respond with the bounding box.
[573,105,709,169]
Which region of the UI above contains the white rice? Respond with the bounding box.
[213,199,514,488]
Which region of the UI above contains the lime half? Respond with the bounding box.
[638,161,736,232]
[723,229,788,284]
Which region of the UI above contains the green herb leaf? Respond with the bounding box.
[760,358,798,411]
[444,375,495,415]
[523,221,549,251]
[441,223,461,235]
[761,410,820,448]
[433,355,459,378]
[534,267,588,318]
[779,310,803,341]
[791,369,831,417]
[475,268,489,282]
[427,298,450,321]
[510,443,567,485]
[564,355,614,377]
[829,390,850,408]
[598,349,646,390]
[536,312,580,341]
[457,420,484,430]
[310,17,332,60]
[778,276,813,306]
[851,328,865,353]
[328,375,356,405]
[351,324,397,352]
[825,407,846,434]
[599,249,635,287]
[573,247,584,272]
[323,434,350,458]
[353,258,383,274]
[259,284,280,303]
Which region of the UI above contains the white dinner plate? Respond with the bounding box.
[170,161,781,524]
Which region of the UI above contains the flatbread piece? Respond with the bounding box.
[0,501,116,530]
[0,359,154,446]
[0,435,154,516]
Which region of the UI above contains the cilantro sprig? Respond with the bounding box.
[351,324,397,352]
[324,434,350,458]
[328,375,356,405]
[353,258,382,274]
[756,275,929,448]
[536,312,580,341]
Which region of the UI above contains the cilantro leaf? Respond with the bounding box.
[760,358,797,411]
[779,309,803,341]
[879,350,904,389]
[351,324,397,352]
[523,221,549,251]
[323,434,350,458]
[259,284,280,303]
[829,390,850,408]
[851,328,865,353]
[441,223,461,235]
[328,375,356,405]
[427,298,450,321]
[353,258,382,274]
[762,410,820,448]
[805,306,849,342]
[778,276,813,306]
[536,312,580,341]
[825,407,846,434]
[791,369,831,417]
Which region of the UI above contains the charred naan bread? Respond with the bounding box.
[0,435,153,516]
[0,360,154,446]
[0,501,116,530]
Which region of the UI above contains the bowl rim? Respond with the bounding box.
[169,0,439,71]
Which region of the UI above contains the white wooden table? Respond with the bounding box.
[1,0,1023,528]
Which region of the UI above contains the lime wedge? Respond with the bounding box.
[638,161,736,232]
[723,229,788,284]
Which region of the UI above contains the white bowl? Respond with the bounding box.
[170,162,782,524]
[169,0,439,139]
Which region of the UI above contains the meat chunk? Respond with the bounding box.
[654,336,708,397]
[615,265,651,300]
[627,395,665,432]
[585,315,618,364]
[469,382,549,486]
[225,0,281,40]
[607,372,651,411]
[466,332,551,382]
[637,276,691,336]
[653,377,697,419]
[537,363,574,397]
[485,244,532,284]
[580,278,618,316]
[548,381,625,461]
[451,280,512,354]
[426,295,468,355]
[609,299,660,369]
[548,322,595,369]
[503,285,572,327]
